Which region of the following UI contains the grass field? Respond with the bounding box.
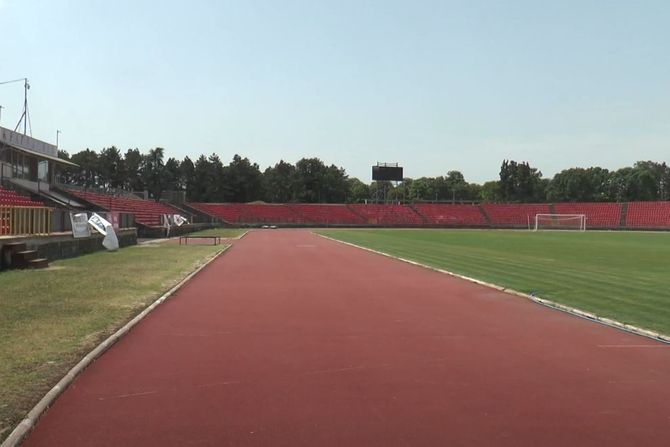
[319,229,670,335]
[0,242,223,441]
[186,228,246,238]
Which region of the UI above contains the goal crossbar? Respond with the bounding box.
[533,214,586,231]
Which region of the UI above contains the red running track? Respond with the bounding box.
[24,230,670,446]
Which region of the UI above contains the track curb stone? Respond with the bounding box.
[1,246,231,447]
[316,233,670,344]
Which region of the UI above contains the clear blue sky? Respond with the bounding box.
[1,0,668,183]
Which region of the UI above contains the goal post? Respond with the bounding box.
[533,214,586,231]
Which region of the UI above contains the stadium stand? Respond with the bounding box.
[482,203,551,227]
[64,189,180,227]
[288,204,365,225]
[187,200,670,230]
[625,201,670,228]
[349,204,424,226]
[413,204,487,226]
[189,203,308,225]
[553,202,622,229]
[0,186,45,207]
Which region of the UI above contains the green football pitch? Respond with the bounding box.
[318,229,670,335]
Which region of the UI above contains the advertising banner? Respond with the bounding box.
[173,215,187,226]
[70,212,91,238]
[88,213,111,236]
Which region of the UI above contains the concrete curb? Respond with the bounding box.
[1,245,231,447]
[315,233,670,345]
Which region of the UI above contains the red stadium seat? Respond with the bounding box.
[65,189,180,227]
[188,203,307,224]
[553,203,622,229]
[482,204,551,227]
[348,204,424,226]
[288,204,365,224]
[625,202,670,228]
[413,204,486,226]
[0,186,46,207]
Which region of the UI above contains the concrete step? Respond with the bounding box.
[11,249,41,268]
[16,250,38,262]
[1,242,28,268]
[26,258,49,269]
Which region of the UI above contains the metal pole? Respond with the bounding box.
[56,130,61,148]
[23,79,28,135]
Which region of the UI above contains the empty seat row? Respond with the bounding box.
[188,201,670,229]
[482,204,552,227]
[347,204,424,225]
[189,203,308,224]
[413,204,486,226]
[0,187,45,207]
[64,189,180,227]
[288,204,365,224]
[626,202,670,228]
[553,203,621,228]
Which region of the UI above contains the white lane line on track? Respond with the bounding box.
[597,345,670,348]
[98,391,158,401]
[303,364,391,375]
[197,381,241,388]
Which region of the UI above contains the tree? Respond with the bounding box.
[98,146,124,189]
[180,157,196,200]
[498,160,544,202]
[546,167,611,202]
[409,177,436,201]
[294,158,328,203]
[221,154,263,202]
[608,167,635,202]
[142,147,166,201]
[190,155,212,201]
[205,154,225,201]
[321,164,349,202]
[57,150,76,184]
[445,171,468,201]
[480,181,501,202]
[123,148,145,191]
[263,160,296,202]
[70,149,100,188]
[461,182,483,202]
[164,157,181,192]
[630,161,670,200]
[347,178,370,203]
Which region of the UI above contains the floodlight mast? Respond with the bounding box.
[0,77,31,135]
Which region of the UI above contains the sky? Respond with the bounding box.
[0,0,668,183]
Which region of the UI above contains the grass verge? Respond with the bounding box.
[319,229,670,335]
[0,242,223,441]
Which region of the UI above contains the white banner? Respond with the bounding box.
[102,226,119,251]
[88,213,111,236]
[70,212,91,238]
[173,214,187,226]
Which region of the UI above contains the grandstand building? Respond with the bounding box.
[0,125,80,207]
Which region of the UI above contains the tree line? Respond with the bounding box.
[57,147,669,203]
[482,160,670,203]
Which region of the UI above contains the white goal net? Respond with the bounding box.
[533,214,586,231]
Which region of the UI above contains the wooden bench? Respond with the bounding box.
[178,235,222,245]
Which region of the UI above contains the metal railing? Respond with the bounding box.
[0,206,52,236]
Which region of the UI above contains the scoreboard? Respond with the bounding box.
[372,164,403,181]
